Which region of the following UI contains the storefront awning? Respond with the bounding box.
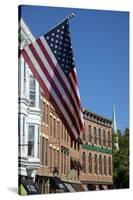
[71,183,84,192]
[64,183,76,192]
[82,184,88,191]
[20,178,40,195]
[50,177,68,192]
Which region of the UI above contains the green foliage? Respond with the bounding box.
[112,128,129,189]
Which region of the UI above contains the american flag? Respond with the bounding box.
[21,18,84,141]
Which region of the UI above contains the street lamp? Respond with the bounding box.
[53,167,59,177]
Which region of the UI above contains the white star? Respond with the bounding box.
[56,35,59,38]
[46,36,49,40]
[51,38,54,41]
[57,29,60,32]
[55,45,57,48]
[50,43,53,47]
[56,40,58,43]
[52,33,55,36]
[54,50,57,54]
[62,26,65,29]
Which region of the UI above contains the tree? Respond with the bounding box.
[112,128,129,189]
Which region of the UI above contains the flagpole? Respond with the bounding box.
[44,13,75,35]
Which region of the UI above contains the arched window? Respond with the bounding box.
[98,128,101,145]
[103,130,106,146]
[94,127,97,145]
[108,157,112,176]
[108,131,111,147]
[82,152,86,173]
[88,153,92,174]
[104,156,107,175]
[99,155,102,175]
[88,125,91,143]
[94,154,98,175]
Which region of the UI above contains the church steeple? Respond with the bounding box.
[113,105,117,133]
[112,105,119,150]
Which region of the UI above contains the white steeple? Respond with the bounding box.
[112,105,119,150]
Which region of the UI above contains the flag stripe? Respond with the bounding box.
[36,37,83,130]
[28,43,81,135]
[21,48,78,139]
[40,36,81,110]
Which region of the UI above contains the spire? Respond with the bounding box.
[112,105,119,150]
[113,105,117,133]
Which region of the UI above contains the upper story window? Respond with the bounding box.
[29,75,36,107]
[94,127,97,145]
[94,154,98,175]
[108,131,111,147]
[108,157,112,176]
[88,153,92,174]
[82,131,85,142]
[98,128,102,146]
[42,137,45,165]
[57,121,60,140]
[28,125,35,157]
[104,156,107,176]
[82,152,86,173]
[103,130,106,146]
[50,116,52,136]
[45,139,48,166]
[88,125,91,143]
[53,118,56,138]
[99,155,102,175]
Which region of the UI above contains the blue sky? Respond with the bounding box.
[20,5,129,132]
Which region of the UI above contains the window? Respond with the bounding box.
[94,127,97,145]
[50,116,52,136]
[23,61,26,94]
[53,118,56,138]
[42,137,45,165]
[108,157,111,176]
[29,75,36,106]
[28,125,34,157]
[61,123,63,140]
[94,154,98,175]
[22,116,25,151]
[99,155,102,175]
[88,153,92,174]
[37,126,40,158]
[45,139,48,166]
[43,102,46,123]
[46,105,49,125]
[61,151,63,174]
[88,125,91,143]
[82,131,85,142]
[103,130,106,146]
[50,147,52,173]
[104,156,107,175]
[53,149,56,168]
[98,129,101,145]
[57,121,60,140]
[82,152,86,173]
[108,132,111,147]
[64,127,67,141]
[64,152,66,175]
[57,150,60,170]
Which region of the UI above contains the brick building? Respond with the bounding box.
[36,91,113,193]
[36,91,83,193]
[80,109,113,190]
